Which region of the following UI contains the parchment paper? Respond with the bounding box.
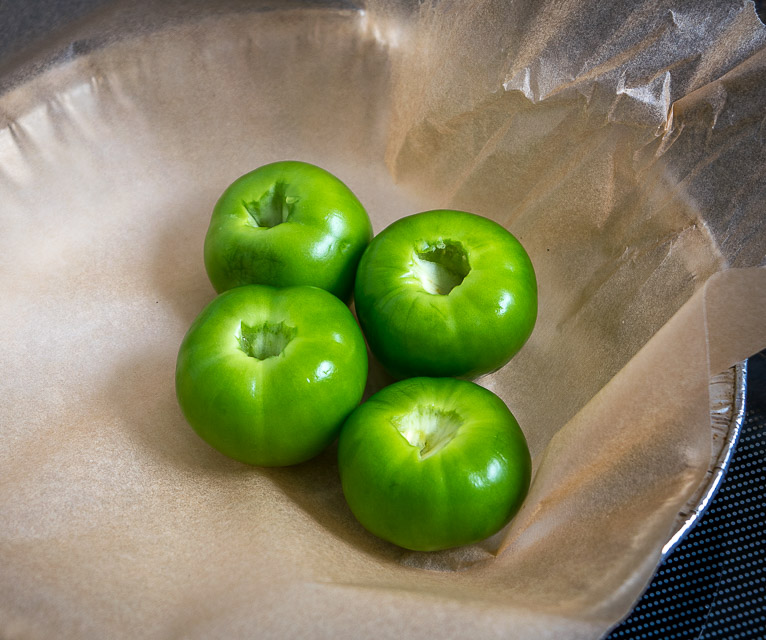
[1,1,765,638]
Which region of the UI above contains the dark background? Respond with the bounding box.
[0,0,111,61]
[1,1,764,637]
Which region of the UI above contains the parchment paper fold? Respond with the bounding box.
[1,1,764,638]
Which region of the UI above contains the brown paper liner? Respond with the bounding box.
[1,2,764,638]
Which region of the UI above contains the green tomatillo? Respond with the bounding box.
[338,377,531,551]
[204,161,373,301]
[175,284,368,466]
[354,209,537,379]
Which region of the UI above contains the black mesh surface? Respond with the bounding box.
[606,350,766,638]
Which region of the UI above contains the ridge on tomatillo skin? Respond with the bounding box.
[204,161,373,302]
[354,209,537,380]
[337,377,531,551]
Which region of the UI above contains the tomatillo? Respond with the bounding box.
[354,209,537,379]
[175,285,368,466]
[338,377,531,551]
[204,161,373,301]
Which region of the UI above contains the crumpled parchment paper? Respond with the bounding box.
[1,1,764,638]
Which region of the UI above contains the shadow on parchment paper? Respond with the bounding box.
[91,193,412,567]
[258,417,502,570]
[259,440,503,570]
[101,340,412,563]
[98,193,502,571]
[98,104,729,577]
[254,339,509,571]
[147,185,219,328]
